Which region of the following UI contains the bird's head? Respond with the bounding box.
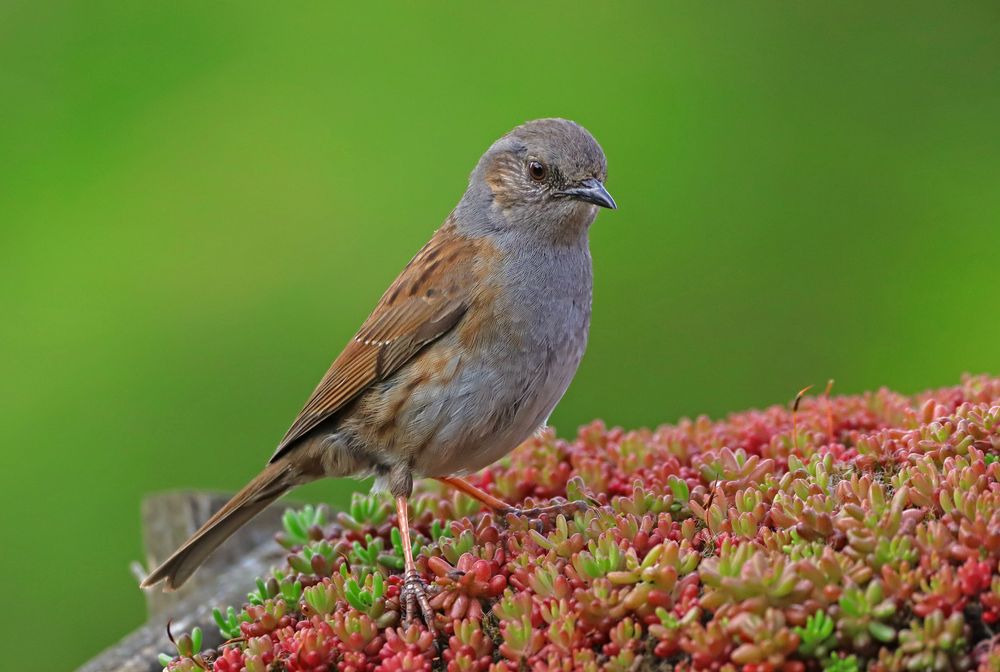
[463,118,615,240]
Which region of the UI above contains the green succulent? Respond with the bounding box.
[794,610,835,657]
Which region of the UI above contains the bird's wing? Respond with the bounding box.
[269,222,479,462]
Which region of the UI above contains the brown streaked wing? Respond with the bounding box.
[269,222,476,463]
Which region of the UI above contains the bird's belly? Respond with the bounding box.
[384,329,582,479]
[325,269,589,484]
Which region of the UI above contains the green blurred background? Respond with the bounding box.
[2,2,998,668]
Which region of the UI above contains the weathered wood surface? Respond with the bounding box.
[76,492,291,672]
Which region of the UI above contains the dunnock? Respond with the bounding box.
[141,118,616,631]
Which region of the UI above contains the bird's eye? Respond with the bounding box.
[527,160,547,181]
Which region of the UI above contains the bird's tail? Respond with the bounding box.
[140,460,297,591]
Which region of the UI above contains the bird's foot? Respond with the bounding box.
[401,568,437,636]
[498,498,591,529]
[508,498,590,518]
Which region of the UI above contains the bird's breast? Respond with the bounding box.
[329,235,594,481]
[409,237,593,475]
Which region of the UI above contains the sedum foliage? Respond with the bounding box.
[160,375,1000,671]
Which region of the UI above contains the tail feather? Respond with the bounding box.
[141,461,295,590]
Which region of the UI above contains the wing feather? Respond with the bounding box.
[269,222,477,462]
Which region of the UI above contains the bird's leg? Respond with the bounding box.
[395,495,436,635]
[436,476,516,513]
[436,476,588,519]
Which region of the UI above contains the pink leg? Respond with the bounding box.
[435,476,588,518]
[395,495,436,634]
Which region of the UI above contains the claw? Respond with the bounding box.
[401,568,437,636]
[437,477,591,525]
[495,499,591,532]
[515,498,590,520]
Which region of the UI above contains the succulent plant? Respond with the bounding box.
[153,376,1000,671]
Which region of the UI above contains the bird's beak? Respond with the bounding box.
[562,178,617,210]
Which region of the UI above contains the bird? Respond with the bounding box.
[140,118,616,632]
